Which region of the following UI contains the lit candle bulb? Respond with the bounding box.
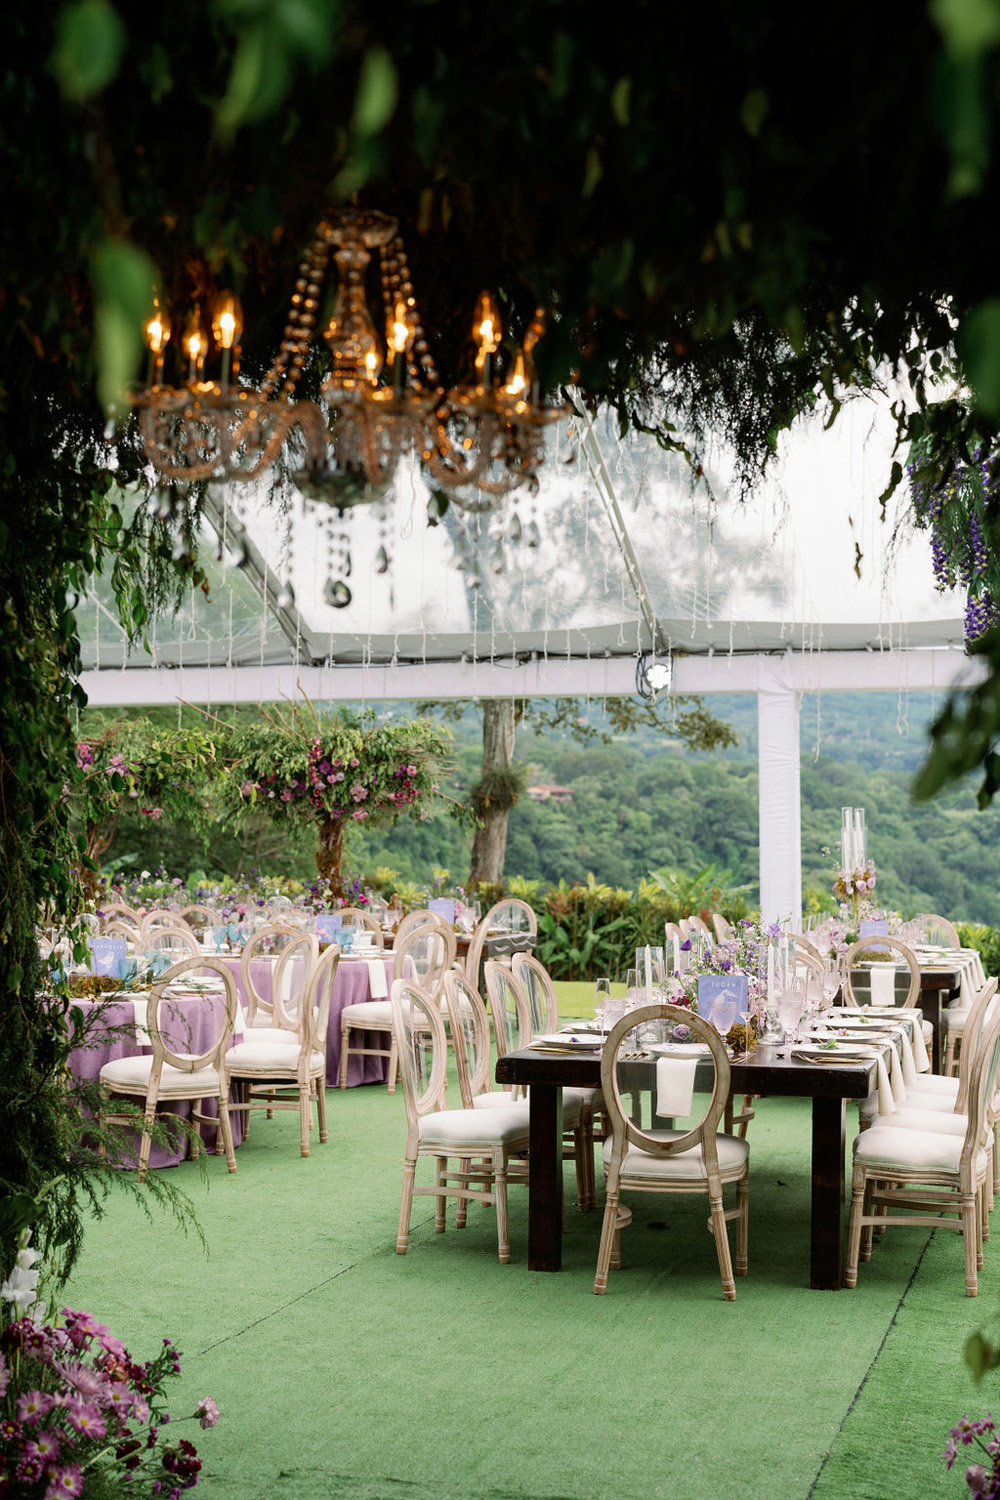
[386,297,412,396]
[472,291,501,389]
[212,292,243,388]
[183,308,207,385]
[144,305,171,387]
[502,351,527,400]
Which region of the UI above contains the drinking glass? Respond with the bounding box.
[777,981,805,1044]
[625,967,644,1009]
[594,977,612,1030]
[711,992,738,1043]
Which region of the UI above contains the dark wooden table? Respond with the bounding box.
[496,1041,883,1290]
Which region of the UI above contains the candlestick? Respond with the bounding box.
[644,945,653,1005]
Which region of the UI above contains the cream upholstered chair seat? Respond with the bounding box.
[340,998,392,1027]
[101,1054,223,1096]
[224,1040,327,1075]
[853,1122,988,1177]
[604,1129,749,1181]
[417,1108,531,1152]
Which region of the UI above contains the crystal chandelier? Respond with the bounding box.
[130,207,567,509]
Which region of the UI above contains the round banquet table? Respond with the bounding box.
[218,951,396,1086]
[69,991,246,1170]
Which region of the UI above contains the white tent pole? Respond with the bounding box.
[758,657,802,927]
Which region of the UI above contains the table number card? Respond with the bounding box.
[859,919,889,938]
[696,973,749,1028]
[88,937,127,978]
[316,914,344,943]
[428,898,455,925]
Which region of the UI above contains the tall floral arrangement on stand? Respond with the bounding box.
[217,699,463,899]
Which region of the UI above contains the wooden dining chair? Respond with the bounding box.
[392,979,531,1264]
[225,942,339,1157]
[464,898,536,993]
[338,921,455,1090]
[846,1005,1000,1296]
[338,907,385,948]
[239,924,309,1037]
[484,959,596,1210]
[594,1002,750,1298]
[99,902,141,930]
[98,955,239,1181]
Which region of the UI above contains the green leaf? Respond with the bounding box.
[965,1329,1000,1381]
[90,240,158,412]
[51,0,125,102]
[353,47,397,138]
[931,0,1000,58]
[610,77,631,127]
[0,1194,39,1239]
[740,88,769,137]
[959,299,1000,415]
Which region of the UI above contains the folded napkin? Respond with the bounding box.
[875,1054,894,1116]
[367,958,388,999]
[869,965,897,1008]
[655,1055,697,1118]
[968,950,987,988]
[233,1001,246,1037]
[909,1014,930,1071]
[960,963,976,1007]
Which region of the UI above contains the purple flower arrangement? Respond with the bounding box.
[945,1413,1000,1499]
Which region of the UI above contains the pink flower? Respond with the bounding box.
[44,1464,83,1499]
[407,764,417,774]
[0,1351,8,1398]
[352,810,367,821]
[240,781,253,796]
[280,789,293,802]
[349,757,359,767]
[195,1397,219,1429]
[25,1430,61,1463]
[17,1390,56,1425]
[63,1398,106,1438]
[54,1360,108,1402]
[351,785,368,802]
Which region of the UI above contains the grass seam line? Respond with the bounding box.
[805,1228,935,1499]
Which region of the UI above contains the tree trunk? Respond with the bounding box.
[468,699,517,888]
[82,818,115,901]
[316,814,346,898]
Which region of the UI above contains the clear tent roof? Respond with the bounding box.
[78,391,965,678]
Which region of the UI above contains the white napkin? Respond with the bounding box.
[869,965,897,1008]
[897,1026,917,1087]
[968,950,986,988]
[875,1055,894,1116]
[909,1014,930,1072]
[132,997,150,1047]
[655,1055,697,1118]
[233,1001,246,1036]
[367,959,388,999]
[959,963,976,1007]
[886,1043,906,1104]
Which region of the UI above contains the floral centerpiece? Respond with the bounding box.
[833,860,877,923]
[668,915,777,1048]
[1,1235,219,1498]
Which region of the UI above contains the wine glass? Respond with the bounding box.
[594,976,612,1031]
[711,992,738,1044]
[625,967,643,1010]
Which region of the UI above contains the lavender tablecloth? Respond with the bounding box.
[69,993,246,1169]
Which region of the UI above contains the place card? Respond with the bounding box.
[697,973,749,1029]
[88,937,127,978]
[316,914,344,942]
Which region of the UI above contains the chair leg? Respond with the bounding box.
[387,1035,399,1095]
[339,1019,351,1089]
[963,1194,979,1295]
[316,1079,328,1144]
[299,1085,311,1157]
[137,1101,156,1183]
[435,1156,447,1232]
[709,1190,736,1300]
[217,1093,237,1174]
[594,1196,619,1293]
[456,1159,471,1228]
[845,1165,866,1288]
[493,1149,512,1264]
[572,1124,592,1212]
[945,1030,960,1077]
[397,1158,416,1253]
[735,1174,749,1276]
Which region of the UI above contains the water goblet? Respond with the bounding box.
[594,976,612,1031]
[777,981,805,1046]
[711,993,738,1046]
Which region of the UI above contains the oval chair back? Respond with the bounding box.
[914,913,962,950]
[443,972,492,1107]
[392,910,441,948]
[391,980,449,1127]
[143,925,202,961]
[484,960,531,1057]
[955,978,1000,1114]
[393,920,456,1003]
[100,902,140,930]
[464,898,536,993]
[338,907,385,948]
[146,955,239,1079]
[842,936,921,1010]
[271,933,320,1036]
[240,923,304,1027]
[511,951,559,1035]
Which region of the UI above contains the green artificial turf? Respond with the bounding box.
[62,1086,997,1500]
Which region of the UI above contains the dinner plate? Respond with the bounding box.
[530,1033,602,1051]
[793,1043,879,1060]
[647,1042,712,1058]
